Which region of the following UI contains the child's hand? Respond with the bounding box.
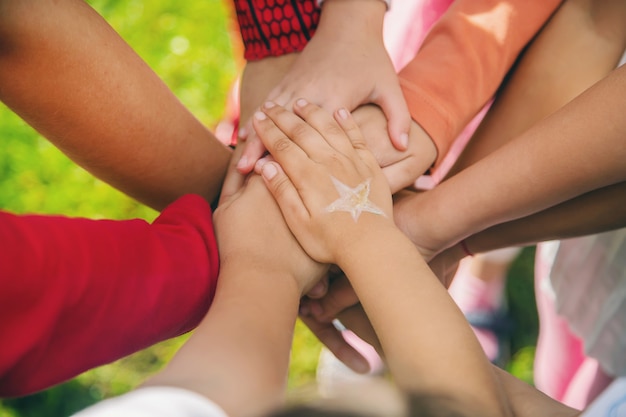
[214,170,327,295]
[236,0,410,174]
[351,105,437,193]
[253,99,393,265]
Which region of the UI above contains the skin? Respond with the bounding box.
[303,0,626,334]
[254,101,575,417]
[235,0,412,175]
[0,0,231,211]
[78,102,579,417]
[146,174,327,417]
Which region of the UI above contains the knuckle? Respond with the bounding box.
[271,137,292,153]
[323,121,344,137]
[290,123,311,140]
[271,175,291,198]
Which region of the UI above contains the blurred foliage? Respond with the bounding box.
[0,0,538,415]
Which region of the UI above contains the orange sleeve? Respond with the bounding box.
[399,0,563,167]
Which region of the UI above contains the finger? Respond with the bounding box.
[253,105,317,184]
[305,274,329,299]
[218,145,247,206]
[337,305,383,356]
[309,274,359,323]
[299,314,370,374]
[372,88,411,152]
[259,161,310,231]
[291,99,357,158]
[259,100,333,161]
[333,107,379,171]
[236,123,267,174]
[380,157,424,194]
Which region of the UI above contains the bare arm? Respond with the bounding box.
[145,175,327,417]
[395,64,626,258]
[254,101,512,416]
[426,182,626,278]
[0,0,231,211]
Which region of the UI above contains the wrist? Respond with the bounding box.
[316,0,386,36]
[333,217,401,269]
[409,120,437,172]
[219,257,303,293]
[317,0,390,11]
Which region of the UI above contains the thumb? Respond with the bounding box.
[258,161,308,228]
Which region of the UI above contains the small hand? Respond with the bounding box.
[236,0,411,174]
[252,99,394,264]
[301,300,383,373]
[214,167,327,294]
[352,105,437,193]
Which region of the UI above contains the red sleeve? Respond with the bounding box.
[399,0,563,167]
[233,0,320,60]
[0,194,220,397]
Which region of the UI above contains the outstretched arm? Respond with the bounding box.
[427,182,626,279]
[0,0,231,211]
[395,64,626,259]
[0,195,220,397]
[233,0,410,175]
[74,172,326,417]
[253,100,512,416]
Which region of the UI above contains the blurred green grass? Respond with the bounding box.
[0,1,538,415]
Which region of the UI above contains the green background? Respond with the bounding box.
[0,1,538,415]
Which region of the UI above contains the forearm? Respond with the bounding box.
[147,262,301,417]
[492,367,579,417]
[463,182,626,255]
[399,0,562,167]
[337,222,508,416]
[403,65,626,250]
[448,0,626,174]
[0,0,230,211]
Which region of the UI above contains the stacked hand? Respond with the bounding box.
[235,0,411,178]
[252,99,394,264]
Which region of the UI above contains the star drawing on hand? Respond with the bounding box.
[325,176,386,222]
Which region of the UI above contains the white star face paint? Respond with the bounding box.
[325,176,386,222]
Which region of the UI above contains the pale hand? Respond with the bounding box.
[236,0,410,174]
[252,100,394,265]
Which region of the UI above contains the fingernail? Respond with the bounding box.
[263,101,276,109]
[236,156,248,170]
[295,98,308,108]
[238,126,248,138]
[338,108,349,120]
[262,163,278,180]
[254,111,267,120]
[400,132,409,149]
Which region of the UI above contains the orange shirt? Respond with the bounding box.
[399,0,563,167]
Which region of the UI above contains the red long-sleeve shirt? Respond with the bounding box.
[0,194,219,397]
